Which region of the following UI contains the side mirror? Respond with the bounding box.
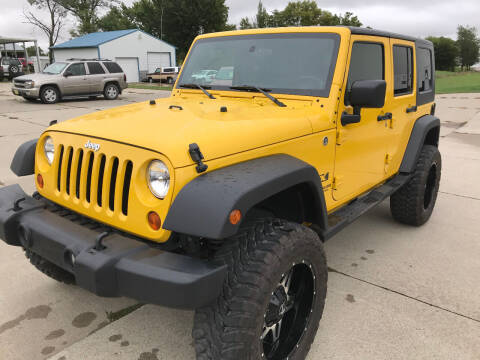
[341,80,387,126]
[64,71,72,77]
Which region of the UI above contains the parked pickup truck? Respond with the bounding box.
[146,66,179,84]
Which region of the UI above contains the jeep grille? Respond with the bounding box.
[55,145,133,216]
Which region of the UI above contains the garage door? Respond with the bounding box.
[115,57,139,83]
[147,52,171,73]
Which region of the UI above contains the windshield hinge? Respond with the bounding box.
[189,143,208,173]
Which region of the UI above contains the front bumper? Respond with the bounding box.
[11,86,40,98]
[0,184,226,309]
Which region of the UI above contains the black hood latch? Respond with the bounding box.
[189,143,208,174]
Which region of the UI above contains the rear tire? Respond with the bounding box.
[25,249,75,285]
[40,86,60,104]
[390,145,441,226]
[104,83,119,100]
[193,218,327,360]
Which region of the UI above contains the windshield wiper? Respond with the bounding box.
[179,83,216,99]
[229,85,286,107]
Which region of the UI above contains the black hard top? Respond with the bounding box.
[347,27,432,46]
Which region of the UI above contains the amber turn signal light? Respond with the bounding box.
[229,209,242,225]
[37,174,44,189]
[148,211,161,231]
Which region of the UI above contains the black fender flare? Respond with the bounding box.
[400,115,440,174]
[163,154,328,240]
[10,139,37,176]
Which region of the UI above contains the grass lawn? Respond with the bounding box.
[128,83,173,91]
[127,72,480,94]
[435,71,480,94]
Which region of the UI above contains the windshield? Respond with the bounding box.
[43,62,68,74]
[177,33,340,97]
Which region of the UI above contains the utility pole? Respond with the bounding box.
[160,0,164,40]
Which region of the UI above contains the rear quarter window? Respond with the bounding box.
[103,62,123,73]
[87,62,105,74]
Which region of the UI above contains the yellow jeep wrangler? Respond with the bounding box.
[0,26,440,359]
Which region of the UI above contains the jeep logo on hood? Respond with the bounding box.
[84,140,100,152]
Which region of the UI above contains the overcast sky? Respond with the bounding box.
[1,0,479,51]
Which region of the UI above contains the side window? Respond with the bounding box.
[87,62,105,75]
[102,62,123,73]
[393,45,413,95]
[417,48,433,92]
[66,63,86,76]
[346,42,384,103]
[3,59,10,65]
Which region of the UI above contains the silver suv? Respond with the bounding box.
[11,58,128,104]
[1,58,24,80]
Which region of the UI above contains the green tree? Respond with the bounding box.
[256,1,270,28]
[98,5,136,31]
[23,0,66,63]
[127,0,229,60]
[54,0,116,36]
[427,36,458,71]
[26,46,46,56]
[239,17,254,30]
[241,1,362,28]
[457,25,480,71]
[335,12,362,27]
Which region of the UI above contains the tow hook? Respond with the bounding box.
[94,231,110,251]
[10,197,26,212]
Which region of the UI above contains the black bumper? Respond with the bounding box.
[0,184,226,309]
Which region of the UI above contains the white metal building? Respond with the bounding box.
[51,29,176,82]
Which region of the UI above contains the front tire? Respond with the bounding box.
[104,83,120,100]
[390,145,441,226]
[40,86,60,104]
[193,218,327,360]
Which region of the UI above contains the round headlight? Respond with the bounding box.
[44,136,54,164]
[147,160,170,199]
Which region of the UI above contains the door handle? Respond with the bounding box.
[406,105,418,113]
[377,112,392,121]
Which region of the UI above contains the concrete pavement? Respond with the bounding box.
[0,82,171,360]
[0,81,479,359]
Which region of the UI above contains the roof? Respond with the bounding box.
[198,26,431,46]
[0,36,37,45]
[348,27,417,42]
[1,43,25,50]
[52,29,137,49]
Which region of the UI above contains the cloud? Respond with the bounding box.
[1,0,479,52]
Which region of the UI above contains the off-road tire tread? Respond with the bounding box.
[390,145,441,226]
[193,218,327,360]
[24,249,75,285]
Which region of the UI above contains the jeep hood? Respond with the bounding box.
[49,96,328,168]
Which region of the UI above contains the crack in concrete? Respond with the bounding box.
[328,267,480,324]
[439,191,480,201]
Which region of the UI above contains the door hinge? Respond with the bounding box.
[336,130,347,145]
[384,153,392,173]
[333,176,343,190]
[385,153,392,164]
